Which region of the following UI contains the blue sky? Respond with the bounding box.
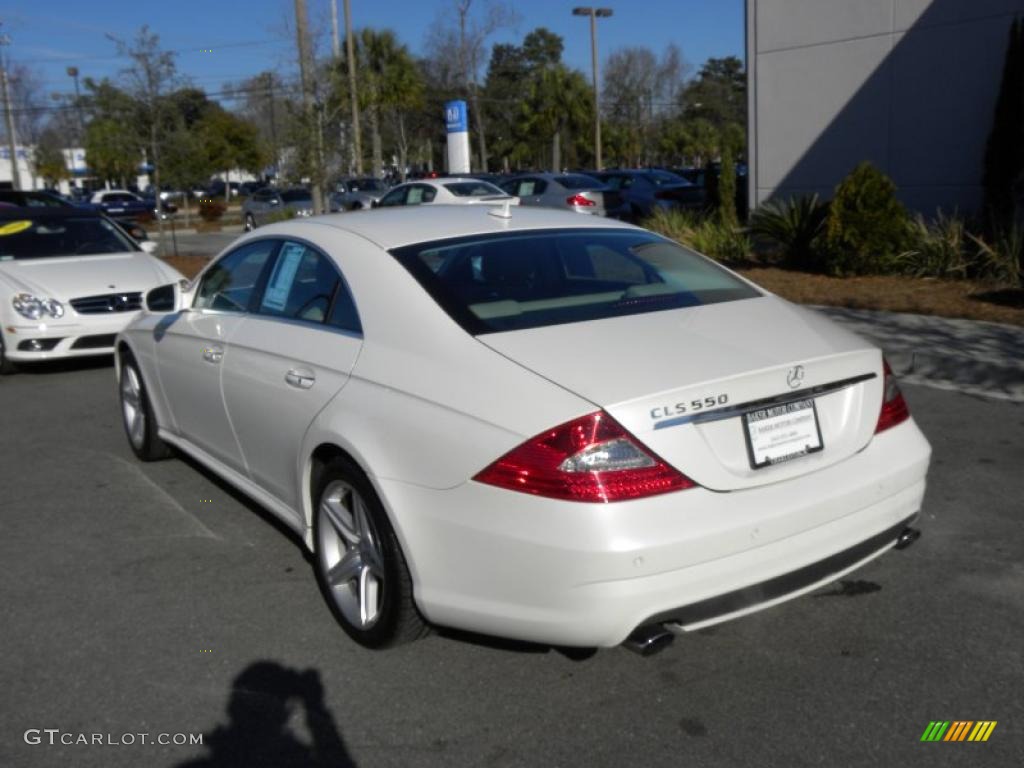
[5,0,744,101]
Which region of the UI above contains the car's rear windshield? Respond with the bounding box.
[390,229,760,334]
[556,175,602,190]
[444,182,505,197]
[0,216,138,260]
[282,190,312,202]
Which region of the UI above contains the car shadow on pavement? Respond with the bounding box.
[433,626,599,662]
[175,661,356,768]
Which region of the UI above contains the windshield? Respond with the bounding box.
[0,217,138,260]
[390,229,760,334]
[444,181,506,197]
[281,190,313,203]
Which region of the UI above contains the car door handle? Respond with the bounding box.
[202,345,224,363]
[285,368,315,389]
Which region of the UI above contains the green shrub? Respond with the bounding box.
[197,198,226,222]
[644,208,751,264]
[970,225,1024,288]
[824,162,910,275]
[749,194,829,271]
[898,210,972,278]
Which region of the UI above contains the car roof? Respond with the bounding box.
[286,204,637,250]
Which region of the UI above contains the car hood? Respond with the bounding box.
[0,252,177,302]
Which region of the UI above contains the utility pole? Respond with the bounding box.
[0,30,22,190]
[330,0,341,59]
[572,7,613,171]
[66,66,84,144]
[294,0,324,212]
[344,0,362,175]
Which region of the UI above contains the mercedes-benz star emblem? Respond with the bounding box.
[786,365,805,389]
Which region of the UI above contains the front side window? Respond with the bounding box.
[391,229,760,334]
[378,187,408,207]
[194,239,279,312]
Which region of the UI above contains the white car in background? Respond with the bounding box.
[115,207,930,653]
[0,209,184,373]
[374,177,518,208]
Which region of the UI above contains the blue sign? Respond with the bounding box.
[444,100,468,133]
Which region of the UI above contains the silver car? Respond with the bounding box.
[499,173,627,218]
[242,188,315,231]
[331,177,390,210]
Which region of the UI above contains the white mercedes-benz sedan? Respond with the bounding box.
[115,206,931,653]
[0,209,184,373]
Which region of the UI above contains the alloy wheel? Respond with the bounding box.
[120,365,146,450]
[317,480,386,629]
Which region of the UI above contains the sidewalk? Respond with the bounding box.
[814,306,1024,402]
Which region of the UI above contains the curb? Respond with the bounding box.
[813,306,1024,402]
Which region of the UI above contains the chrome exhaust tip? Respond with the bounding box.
[895,527,921,550]
[623,624,675,656]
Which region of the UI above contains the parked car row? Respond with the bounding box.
[240,166,715,232]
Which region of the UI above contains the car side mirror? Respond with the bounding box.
[139,240,159,255]
[145,283,179,312]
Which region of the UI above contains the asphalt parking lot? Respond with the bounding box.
[1,361,1022,767]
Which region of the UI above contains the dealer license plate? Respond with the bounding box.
[743,399,823,469]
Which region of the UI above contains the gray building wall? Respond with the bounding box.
[747,0,1024,215]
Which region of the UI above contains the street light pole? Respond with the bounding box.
[572,7,612,171]
[66,66,84,144]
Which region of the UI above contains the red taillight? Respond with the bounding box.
[875,358,910,433]
[473,411,695,503]
[566,194,596,207]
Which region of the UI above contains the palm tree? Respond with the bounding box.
[352,29,423,178]
[522,64,592,171]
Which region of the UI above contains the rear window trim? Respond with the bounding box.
[389,227,762,336]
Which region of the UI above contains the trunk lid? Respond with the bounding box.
[477,295,884,491]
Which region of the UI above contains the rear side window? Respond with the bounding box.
[406,185,437,204]
[444,182,504,197]
[556,175,602,190]
[195,240,279,312]
[390,230,760,334]
[256,241,361,332]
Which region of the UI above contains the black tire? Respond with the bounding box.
[0,333,18,375]
[119,354,171,461]
[312,456,427,648]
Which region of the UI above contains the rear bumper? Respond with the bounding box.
[375,418,931,648]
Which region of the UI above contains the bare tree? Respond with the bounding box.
[109,26,178,243]
[425,0,517,171]
[602,44,688,166]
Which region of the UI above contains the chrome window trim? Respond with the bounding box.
[652,373,878,431]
